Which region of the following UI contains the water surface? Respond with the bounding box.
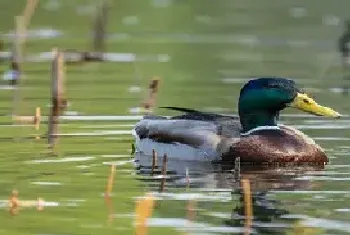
[134,116,350,234]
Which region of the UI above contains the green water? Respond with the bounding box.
[0,0,350,234]
[135,116,350,234]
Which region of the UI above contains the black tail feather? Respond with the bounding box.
[159,106,237,120]
[160,106,202,113]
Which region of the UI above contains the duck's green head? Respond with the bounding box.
[238,77,340,133]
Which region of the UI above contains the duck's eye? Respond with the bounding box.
[269,84,279,88]
[303,98,310,104]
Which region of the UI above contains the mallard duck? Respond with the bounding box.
[132,77,340,163]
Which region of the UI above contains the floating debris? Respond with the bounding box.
[322,14,340,26]
[31,181,63,186]
[128,86,142,93]
[3,28,63,40]
[122,16,139,26]
[102,160,134,166]
[43,0,61,11]
[101,155,131,158]
[27,156,95,164]
[289,7,308,18]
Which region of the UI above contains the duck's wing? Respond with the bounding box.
[133,107,241,149]
[133,119,220,148]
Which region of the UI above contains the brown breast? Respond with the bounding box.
[221,125,328,164]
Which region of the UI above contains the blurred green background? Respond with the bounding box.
[1,0,350,116]
[1,1,350,235]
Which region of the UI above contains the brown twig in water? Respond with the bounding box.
[241,178,253,235]
[48,48,66,152]
[9,190,19,215]
[186,199,196,224]
[185,167,190,191]
[93,0,109,55]
[234,157,240,181]
[135,192,155,235]
[8,190,44,215]
[105,164,116,224]
[11,16,25,119]
[34,107,41,140]
[141,77,160,114]
[22,0,39,29]
[151,149,158,176]
[159,153,167,192]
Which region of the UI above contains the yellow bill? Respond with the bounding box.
[290,93,341,118]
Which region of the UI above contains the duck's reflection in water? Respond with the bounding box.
[134,151,325,234]
[222,164,324,234]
